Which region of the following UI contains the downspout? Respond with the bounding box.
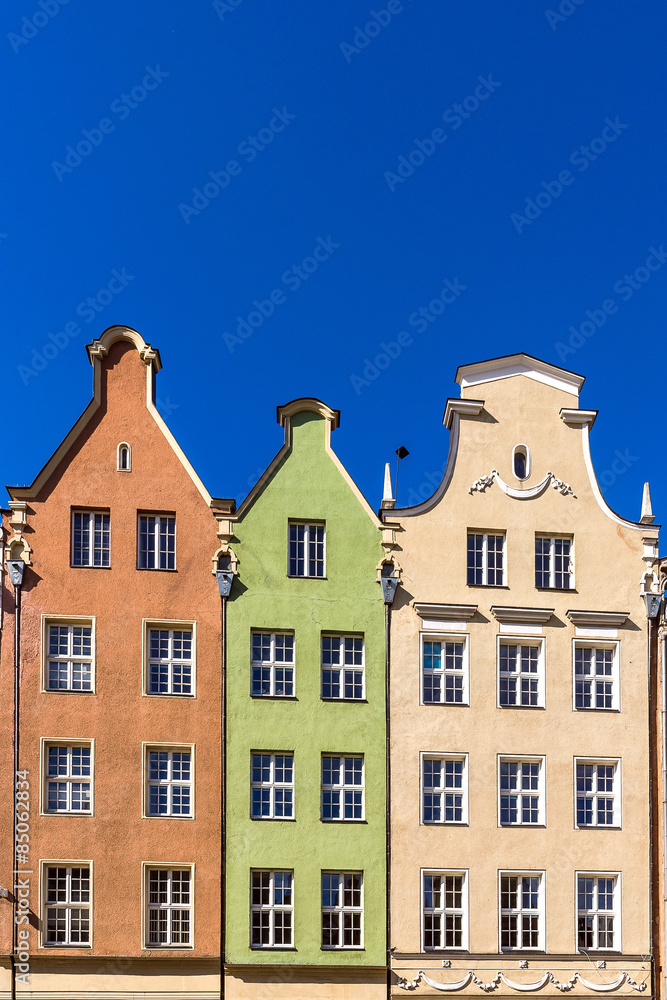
[11,577,22,1000]
[644,591,662,1000]
[661,629,667,1000]
[220,592,227,1000]
[380,569,398,1000]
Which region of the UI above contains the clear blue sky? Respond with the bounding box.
[3,0,665,522]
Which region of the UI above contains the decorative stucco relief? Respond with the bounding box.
[396,970,647,994]
[468,470,576,499]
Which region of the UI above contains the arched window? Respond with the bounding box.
[117,443,131,472]
[513,444,530,481]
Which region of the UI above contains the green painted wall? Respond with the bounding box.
[225,409,387,968]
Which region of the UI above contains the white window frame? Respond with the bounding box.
[142,863,195,950]
[574,758,621,829]
[321,755,364,822]
[467,530,506,587]
[422,869,469,951]
[144,744,195,820]
[321,634,365,700]
[499,870,545,952]
[420,633,470,706]
[420,753,469,825]
[41,739,94,816]
[137,513,176,571]
[250,870,294,949]
[40,860,93,949]
[288,520,325,578]
[41,615,96,694]
[535,534,574,589]
[497,756,545,827]
[321,871,364,950]
[497,636,545,709]
[251,752,295,820]
[117,442,131,472]
[572,640,620,712]
[143,619,196,698]
[250,631,295,698]
[71,510,110,568]
[576,872,621,952]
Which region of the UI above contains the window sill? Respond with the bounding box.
[250,945,297,951]
[321,946,365,951]
[421,701,470,708]
[535,586,576,593]
[143,693,195,699]
[320,698,368,704]
[287,575,327,581]
[250,695,298,701]
[145,814,195,820]
[574,707,620,713]
[321,819,367,825]
[70,565,111,570]
[250,816,296,822]
[422,821,469,828]
[43,689,96,695]
[498,705,546,711]
[467,583,509,589]
[137,568,178,572]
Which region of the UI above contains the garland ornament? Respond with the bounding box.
[395,971,647,993]
[468,470,576,499]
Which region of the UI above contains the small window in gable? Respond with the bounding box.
[117,443,131,472]
[513,444,530,481]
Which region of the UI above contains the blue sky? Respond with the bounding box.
[3,0,665,521]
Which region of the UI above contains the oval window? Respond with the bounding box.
[513,444,530,481]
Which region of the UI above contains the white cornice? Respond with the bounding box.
[491,606,554,625]
[566,610,630,627]
[456,354,584,396]
[560,407,597,428]
[413,602,478,620]
[443,398,485,429]
[277,398,340,430]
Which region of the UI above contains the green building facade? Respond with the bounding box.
[224,399,389,996]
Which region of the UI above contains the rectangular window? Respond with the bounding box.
[535,535,573,589]
[146,868,192,947]
[251,632,294,697]
[146,625,194,696]
[499,757,544,826]
[500,873,544,951]
[423,871,468,950]
[574,643,619,711]
[45,744,92,814]
[575,760,620,828]
[147,749,193,818]
[498,640,544,708]
[321,756,363,821]
[321,635,364,700]
[321,872,363,949]
[44,865,91,946]
[577,874,619,951]
[422,755,468,824]
[422,635,469,705]
[71,510,110,567]
[45,621,93,692]
[467,531,505,586]
[251,870,293,948]
[251,753,294,819]
[138,514,176,570]
[288,522,325,578]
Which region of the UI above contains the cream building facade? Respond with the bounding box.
[383,355,660,998]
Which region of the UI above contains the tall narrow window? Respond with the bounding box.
[578,875,619,951]
[500,873,543,951]
[498,641,544,708]
[146,626,193,696]
[251,632,294,697]
[535,536,573,589]
[72,511,110,567]
[467,532,505,586]
[45,744,92,813]
[423,871,467,950]
[321,756,363,820]
[422,756,468,824]
[138,515,176,570]
[321,873,363,949]
[321,635,364,699]
[575,760,620,827]
[44,866,91,946]
[251,754,294,819]
[513,445,530,481]
[251,871,293,948]
[422,636,469,704]
[146,868,192,947]
[117,443,131,471]
[288,522,325,577]
[147,749,193,817]
[46,622,93,692]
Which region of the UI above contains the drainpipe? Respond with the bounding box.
[380,568,398,1000]
[6,560,25,1000]
[644,592,662,1000]
[216,566,234,1000]
[661,631,667,1000]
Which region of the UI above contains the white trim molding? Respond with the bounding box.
[491,606,554,626]
[468,469,576,499]
[566,611,629,628]
[395,970,647,993]
[456,353,585,395]
[443,398,485,429]
[414,603,478,621]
